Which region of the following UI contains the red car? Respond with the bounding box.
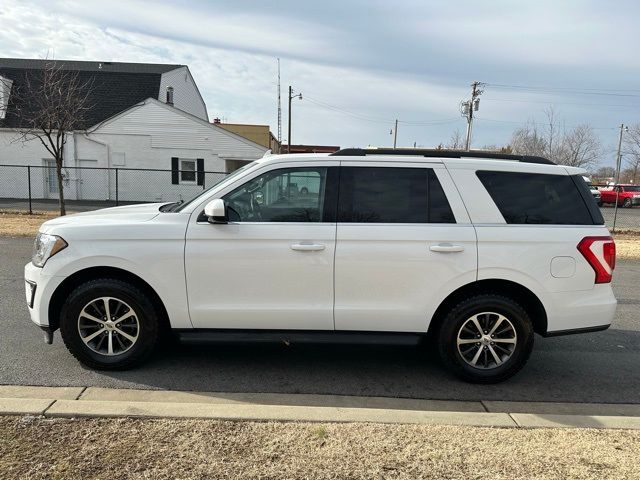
[599,184,640,207]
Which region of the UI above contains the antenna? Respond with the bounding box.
[276,58,282,149]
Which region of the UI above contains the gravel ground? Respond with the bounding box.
[1,416,639,480]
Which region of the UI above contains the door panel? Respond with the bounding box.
[334,224,477,332]
[333,163,477,333]
[186,223,336,329]
[185,162,338,330]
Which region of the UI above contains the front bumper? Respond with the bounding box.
[24,262,65,328]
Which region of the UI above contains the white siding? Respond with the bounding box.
[0,131,93,201]
[79,133,228,202]
[159,67,208,120]
[0,100,268,204]
[95,101,267,159]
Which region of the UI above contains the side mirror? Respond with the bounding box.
[204,198,227,224]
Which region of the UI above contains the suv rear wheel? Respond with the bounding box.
[59,278,160,370]
[437,294,534,383]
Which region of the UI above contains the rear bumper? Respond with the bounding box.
[544,284,616,336]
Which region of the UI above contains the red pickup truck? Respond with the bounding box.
[599,184,640,207]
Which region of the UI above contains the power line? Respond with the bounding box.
[486,83,640,98]
[474,116,618,130]
[301,95,462,126]
[485,97,639,109]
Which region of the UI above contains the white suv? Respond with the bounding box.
[25,149,617,383]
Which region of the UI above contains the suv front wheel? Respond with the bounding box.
[437,294,534,383]
[59,278,160,370]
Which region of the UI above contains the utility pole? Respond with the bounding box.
[393,119,398,148]
[276,58,282,151]
[287,85,302,154]
[613,123,628,231]
[461,81,484,151]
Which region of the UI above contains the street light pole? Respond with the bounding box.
[287,86,302,154]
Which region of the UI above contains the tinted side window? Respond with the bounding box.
[476,171,599,225]
[337,167,455,223]
[224,167,327,222]
[428,169,456,223]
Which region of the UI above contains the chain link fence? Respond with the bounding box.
[592,184,640,233]
[0,164,227,213]
[1,165,639,231]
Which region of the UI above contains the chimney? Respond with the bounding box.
[166,86,174,106]
[213,117,221,124]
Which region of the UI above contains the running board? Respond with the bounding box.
[175,329,424,346]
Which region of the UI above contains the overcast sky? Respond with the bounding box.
[1,0,639,166]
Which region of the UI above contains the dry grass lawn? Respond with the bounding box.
[615,233,640,259]
[1,416,639,480]
[0,211,60,237]
[2,210,640,260]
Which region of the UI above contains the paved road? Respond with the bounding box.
[1,236,639,403]
[600,205,640,231]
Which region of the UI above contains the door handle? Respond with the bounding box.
[290,243,326,251]
[430,243,464,253]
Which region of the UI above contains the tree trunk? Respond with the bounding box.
[56,145,66,216]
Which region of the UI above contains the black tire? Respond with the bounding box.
[59,278,160,370]
[597,201,603,207]
[623,198,632,208]
[437,294,534,384]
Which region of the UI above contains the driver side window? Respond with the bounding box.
[223,167,327,222]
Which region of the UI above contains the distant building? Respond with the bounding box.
[286,144,340,154]
[0,58,267,203]
[213,120,281,153]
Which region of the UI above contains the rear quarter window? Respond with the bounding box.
[476,171,603,225]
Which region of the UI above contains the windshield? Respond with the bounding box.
[175,162,256,212]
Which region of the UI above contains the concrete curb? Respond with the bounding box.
[0,397,54,416]
[46,399,517,427]
[2,385,640,429]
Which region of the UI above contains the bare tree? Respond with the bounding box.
[556,124,601,169]
[543,106,559,161]
[510,120,547,157]
[510,108,601,169]
[623,124,640,184]
[593,166,615,183]
[446,129,465,150]
[7,61,93,215]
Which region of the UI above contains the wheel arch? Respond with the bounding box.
[428,279,548,336]
[48,266,171,333]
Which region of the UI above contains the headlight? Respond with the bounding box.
[32,233,67,268]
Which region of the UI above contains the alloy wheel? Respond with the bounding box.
[456,312,517,369]
[77,297,140,356]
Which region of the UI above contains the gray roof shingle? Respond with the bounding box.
[0,58,183,129]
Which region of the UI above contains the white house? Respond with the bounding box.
[0,58,268,204]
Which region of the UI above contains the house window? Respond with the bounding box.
[180,159,196,183]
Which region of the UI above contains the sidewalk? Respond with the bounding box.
[2,385,640,430]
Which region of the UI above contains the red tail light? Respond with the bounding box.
[577,236,616,284]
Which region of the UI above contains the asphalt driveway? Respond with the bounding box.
[1,236,639,403]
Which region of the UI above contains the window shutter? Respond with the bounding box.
[196,158,204,186]
[171,157,179,184]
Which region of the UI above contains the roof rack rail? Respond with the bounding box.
[329,148,555,165]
